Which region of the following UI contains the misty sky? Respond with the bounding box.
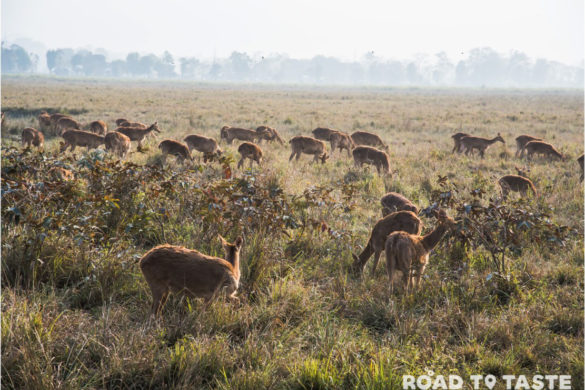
[2,0,583,65]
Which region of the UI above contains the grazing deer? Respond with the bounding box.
[56,117,82,135]
[60,130,104,152]
[352,146,391,175]
[451,132,470,154]
[116,122,160,148]
[49,113,70,128]
[237,142,263,169]
[220,125,268,144]
[460,133,505,158]
[351,210,422,276]
[38,111,52,131]
[256,126,284,144]
[158,139,193,164]
[312,127,338,141]
[89,120,108,135]
[350,131,389,152]
[184,134,223,162]
[330,131,355,156]
[515,135,542,158]
[578,154,584,182]
[140,235,244,316]
[115,118,129,126]
[498,174,537,199]
[385,209,455,292]
[48,166,74,181]
[21,128,44,149]
[524,140,563,161]
[105,131,131,159]
[289,136,329,164]
[380,192,418,217]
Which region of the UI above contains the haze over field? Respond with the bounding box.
[2,0,584,86]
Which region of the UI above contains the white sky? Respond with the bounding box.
[2,0,583,65]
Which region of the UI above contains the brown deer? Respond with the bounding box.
[380,192,418,217]
[256,125,284,144]
[89,120,108,135]
[220,125,268,144]
[451,132,470,153]
[237,142,263,169]
[116,122,161,148]
[352,146,391,175]
[351,210,422,276]
[330,131,355,156]
[351,131,389,152]
[119,120,147,129]
[105,131,132,159]
[48,166,74,181]
[38,111,52,131]
[184,134,223,162]
[21,128,44,149]
[578,154,584,182]
[158,139,193,164]
[525,140,563,161]
[49,113,71,129]
[498,174,537,199]
[60,130,105,152]
[312,127,338,141]
[515,135,542,158]
[140,235,244,316]
[289,136,329,164]
[460,133,505,158]
[385,209,456,292]
[56,117,82,135]
[115,118,129,126]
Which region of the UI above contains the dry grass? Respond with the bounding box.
[1,75,583,389]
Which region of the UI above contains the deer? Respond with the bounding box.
[140,235,244,316]
[119,120,147,129]
[312,127,338,141]
[21,128,44,149]
[184,134,223,162]
[380,192,419,217]
[48,166,74,182]
[220,125,268,144]
[350,131,389,152]
[56,116,82,135]
[515,135,542,158]
[385,209,456,292]
[256,125,284,144]
[459,133,505,158]
[89,120,108,135]
[498,174,537,200]
[578,154,584,182]
[352,146,391,175]
[115,122,161,148]
[237,142,263,169]
[49,113,71,129]
[115,118,129,126]
[289,136,329,164]
[451,132,470,153]
[38,111,52,131]
[60,130,105,153]
[351,210,422,277]
[158,139,193,164]
[524,140,563,161]
[330,131,355,156]
[105,131,132,159]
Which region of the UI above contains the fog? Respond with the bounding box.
[2,0,583,87]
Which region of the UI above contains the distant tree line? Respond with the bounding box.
[2,42,583,88]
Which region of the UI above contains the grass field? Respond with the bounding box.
[1,76,583,389]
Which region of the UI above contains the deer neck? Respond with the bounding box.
[226,248,240,280]
[421,223,449,252]
[488,137,500,145]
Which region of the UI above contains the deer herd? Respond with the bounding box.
[4,109,583,317]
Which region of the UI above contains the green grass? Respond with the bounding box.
[1,76,583,389]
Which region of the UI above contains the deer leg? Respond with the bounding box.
[370,251,381,276]
[386,251,395,293]
[238,158,244,169]
[289,151,296,161]
[150,287,169,316]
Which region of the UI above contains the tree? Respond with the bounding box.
[2,43,34,73]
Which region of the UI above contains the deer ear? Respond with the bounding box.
[235,236,244,249]
[218,234,228,246]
